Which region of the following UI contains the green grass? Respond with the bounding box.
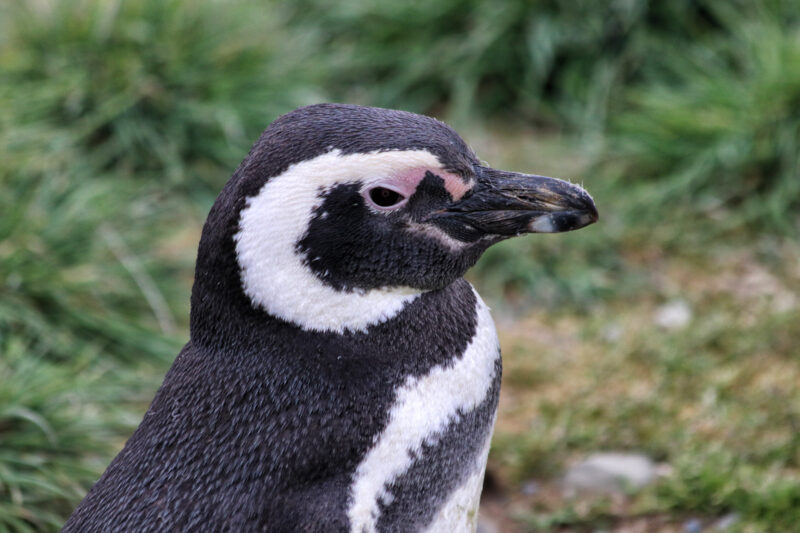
[608,3,800,236]
[1,0,799,530]
[1,0,316,196]
[287,0,755,129]
[0,334,157,532]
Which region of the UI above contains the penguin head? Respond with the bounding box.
[192,104,598,335]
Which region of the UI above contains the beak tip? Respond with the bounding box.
[587,202,600,224]
[525,187,599,233]
[582,209,599,228]
[571,187,599,229]
[526,209,598,234]
[575,186,599,222]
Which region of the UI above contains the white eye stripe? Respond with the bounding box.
[235,148,445,333]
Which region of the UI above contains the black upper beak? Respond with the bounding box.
[430,167,598,242]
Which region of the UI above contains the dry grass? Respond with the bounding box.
[480,241,800,531]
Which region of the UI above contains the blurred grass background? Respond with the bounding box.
[0,0,798,531]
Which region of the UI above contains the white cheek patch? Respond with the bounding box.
[234,149,449,333]
[347,289,500,532]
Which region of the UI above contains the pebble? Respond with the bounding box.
[602,323,623,343]
[562,452,657,494]
[654,299,692,330]
[713,513,740,530]
[520,479,540,496]
[476,515,500,533]
[683,518,703,533]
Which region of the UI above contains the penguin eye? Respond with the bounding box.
[367,187,406,209]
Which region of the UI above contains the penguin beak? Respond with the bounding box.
[431,167,598,242]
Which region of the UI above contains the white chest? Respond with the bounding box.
[347,289,500,533]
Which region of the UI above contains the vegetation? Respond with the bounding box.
[0,0,798,531]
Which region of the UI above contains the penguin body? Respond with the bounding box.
[63,104,597,532]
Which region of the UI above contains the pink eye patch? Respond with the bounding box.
[373,167,473,203]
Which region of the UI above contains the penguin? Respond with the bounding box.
[62,103,597,533]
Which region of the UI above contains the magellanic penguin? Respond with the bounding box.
[62,104,598,533]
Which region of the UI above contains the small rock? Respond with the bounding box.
[654,300,692,330]
[520,479,540,496]
[683,518,703,533]
[476,515,500,533]
[562,452,657,495]
[602,323,623,343]
[655,462,674,479]
[713,513,740,530]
